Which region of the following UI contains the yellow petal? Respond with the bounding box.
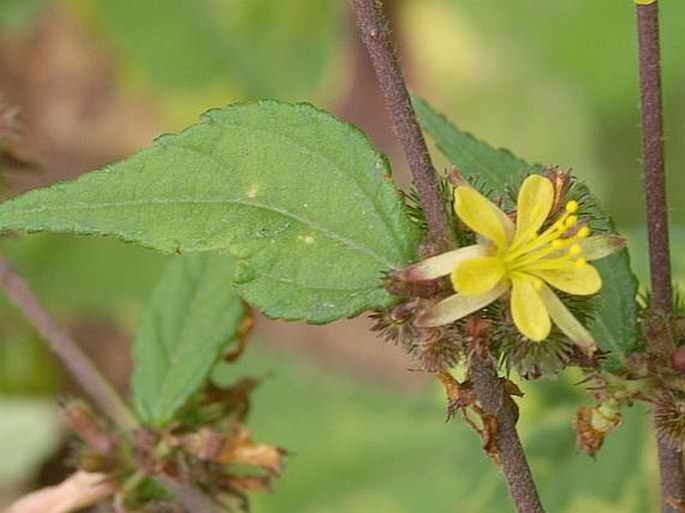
[576,235,627,261]
[510,277,551,341]
[538,283,596,356]
[451,256,505,296]
[454,186,514,251]
[400,245,488,281]
[512,175,554,245]
[416,281,508,327]
[533,263,601,295]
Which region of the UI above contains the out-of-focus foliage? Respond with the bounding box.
[0,235,164,316]
[67,0,347,124]
[0,397,60,482]
[407,0,685,228]
[0,0,49,31]
[626,226,685,288]
[210,347,654,513]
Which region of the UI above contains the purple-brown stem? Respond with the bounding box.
[350,0,454,251]
[350,1,545,512]
[636,2,685,512]
[0,253,138,431]
[469,352,545,513]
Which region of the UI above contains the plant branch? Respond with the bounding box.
[635,2,685,511]
[469,352,545,513]
[350,1,545,512]
[637,1,672,316]
[350,0,454,250]
[0,252,139,432]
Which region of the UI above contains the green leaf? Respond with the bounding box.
[131,253,246,427]
[413,95,639,362]
[579,183,642,361]
[412,94,535,188]
[0,101,419,323]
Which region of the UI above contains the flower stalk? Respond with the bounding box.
[635,1,685,511]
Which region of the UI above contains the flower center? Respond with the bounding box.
[500,200,591,282]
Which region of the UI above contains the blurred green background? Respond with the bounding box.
[0,0,683,511]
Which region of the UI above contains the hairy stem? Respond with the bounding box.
[469,354,545,513]
[350,1,545,511]
[350,0,454,250]
[0,253,138,432]
[635,2,685,511]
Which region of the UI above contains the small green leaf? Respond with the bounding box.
[413,95,639,363]
[0,101,420,322]
[131,253,246,427]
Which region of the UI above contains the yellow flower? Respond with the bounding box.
[401,174,625,355]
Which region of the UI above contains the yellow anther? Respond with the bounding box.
[575,257,587,267]
[568,244,582,256]
[577,226,591,238]
[565,215,578,228]
[533,278,543,290]
[551,239,564,249]
[565,200,579,214]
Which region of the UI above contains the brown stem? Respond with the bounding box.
[637,2,672,316]
[0,253,138,431]
[350,1,544,511]
[636,3,685,511]
[350,0,454,251]
[469,354,545,513]
[156,475,219,513]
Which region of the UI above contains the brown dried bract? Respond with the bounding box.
[223,309,255,362]
[436,371,476,421]
[481,413,500,464]
[666,496,685,513]
[62,399,117,455]
[572,405,612,458]
[217,425,286,475]
[543,167,572,218]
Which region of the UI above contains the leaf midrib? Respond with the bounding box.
[11,196,398,268]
